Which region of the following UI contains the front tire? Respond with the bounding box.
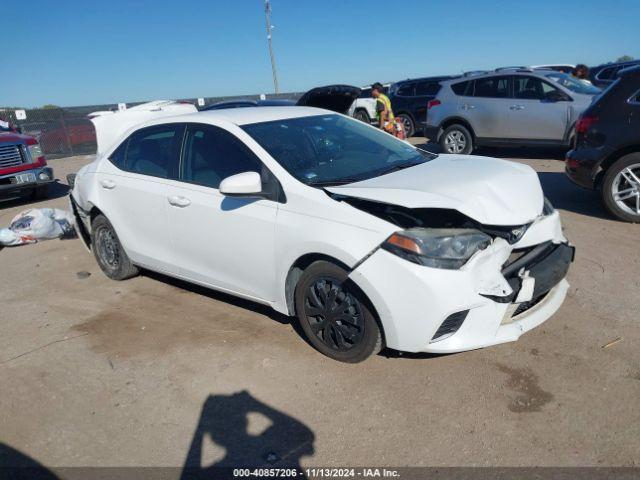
[396,113,415,138]
[91,214,139,280]
[440,124,473,154]
[601,153,640,223]
[294,261,382,363]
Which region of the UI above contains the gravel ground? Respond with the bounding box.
[0,145,638,473]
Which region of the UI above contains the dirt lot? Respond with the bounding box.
[1,144,638,472]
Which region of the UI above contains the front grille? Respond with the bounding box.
[0,144,24,169]
[430,310,469,342]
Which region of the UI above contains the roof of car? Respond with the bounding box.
[443,69,558,85]
[619,64,640,77]
[394,75,459,85]
[157,106,334,127]
[592,59,640,70]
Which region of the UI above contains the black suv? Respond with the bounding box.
[388,76,458,137]
[590,60,640,89]
[566,65,640,222]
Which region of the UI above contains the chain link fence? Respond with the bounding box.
[0,92,302,159]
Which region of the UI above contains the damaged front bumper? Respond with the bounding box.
[69,193,92,251]
[349,210,573,353]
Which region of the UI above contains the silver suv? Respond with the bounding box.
[424,69,601,154]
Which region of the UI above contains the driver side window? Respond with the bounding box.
[180,124,262,189]
[513,76,561,100]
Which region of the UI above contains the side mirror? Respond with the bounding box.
[219,171,262,197]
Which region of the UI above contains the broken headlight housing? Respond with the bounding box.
[382,228,492,269]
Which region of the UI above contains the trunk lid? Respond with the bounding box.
[296,85,361,114]
[91,100,197,156]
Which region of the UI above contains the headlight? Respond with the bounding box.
[27,143,44,163]
[382,228,492,269]
[543,197,555,215]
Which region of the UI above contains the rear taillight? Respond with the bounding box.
[26,140,46,164]
[427,99,441,110]
[575,115,598,134]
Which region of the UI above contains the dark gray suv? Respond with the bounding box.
[424,69,601,154]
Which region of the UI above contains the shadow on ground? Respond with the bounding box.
[0,443,58,479]
[142,270,290,326]
[0,392,315,479]
[537,171,609,219]
[181,391,314,479]
[413,140,568,160]
[0,181,69,211]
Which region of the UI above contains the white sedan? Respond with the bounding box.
[70,105,573,362]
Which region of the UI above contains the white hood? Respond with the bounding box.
[91,100,197,156]
[327,155,544,226]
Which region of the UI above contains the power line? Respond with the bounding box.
[264,0,280,94]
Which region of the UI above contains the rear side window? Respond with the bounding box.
[358,88,372,99]
[109,142,127,170]
[125,125,182,179]
[451,81,471,96]
[415,81,440,96]
[597,66,617,81]
[396,83,415,97]
[473,76,510,98]
[181,124,262,189]
[451,81,471,95]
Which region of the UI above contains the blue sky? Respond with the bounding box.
[3,0,639,107]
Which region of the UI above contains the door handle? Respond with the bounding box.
[99,179,116,189]
[167,195,191,208]
[510,105,525,110]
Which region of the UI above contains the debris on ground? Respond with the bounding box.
[0,208,76,247]
[602,337,623,349]
[76,271,91,279]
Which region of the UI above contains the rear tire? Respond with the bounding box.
[601,153,640,223]
[440,124,473,154]
[294,261,382,363]
[396,113,415,138]
[353,109,371,123]
[91,214,139,280]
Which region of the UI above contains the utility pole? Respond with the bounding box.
[264,0,280,94]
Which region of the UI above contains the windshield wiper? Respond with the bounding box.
[308,177,366,187]
[377,160,425,176]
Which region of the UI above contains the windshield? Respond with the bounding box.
[242,114,435,186]
[545,73,601,95]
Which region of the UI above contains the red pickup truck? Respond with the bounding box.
[0,121,54,200]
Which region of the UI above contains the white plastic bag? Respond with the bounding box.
[0,208,76,247]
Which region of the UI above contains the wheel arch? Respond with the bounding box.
[594,145,640,188]
[284,253,352,317]
[284,252,387,348]
[440,117,477,141]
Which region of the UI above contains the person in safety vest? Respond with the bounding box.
[371,82,404,139]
